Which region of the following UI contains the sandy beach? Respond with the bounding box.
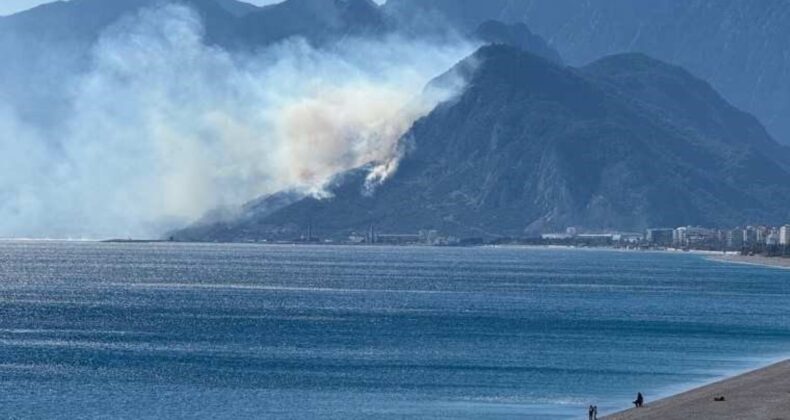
[604,360,790,419]
[708,254,790,270]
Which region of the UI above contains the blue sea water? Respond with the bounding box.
[0,242,789,419]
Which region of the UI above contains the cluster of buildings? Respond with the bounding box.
[540,225,790,256]
[323,223,790,253]
[347,227,459,246]
[645,225,790,253]
[541,227,642,246]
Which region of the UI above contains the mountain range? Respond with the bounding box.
[174,44,790,241]
[384,0,790,146]
[2,0,789,241]
[0,0,389,128]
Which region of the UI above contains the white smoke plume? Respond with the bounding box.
[0,4,475,239]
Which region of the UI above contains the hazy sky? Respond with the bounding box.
[0,0,386,16]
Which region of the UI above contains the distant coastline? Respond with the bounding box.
[707,254,790,270]
[5,239,790,272]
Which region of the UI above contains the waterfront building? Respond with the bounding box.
[646,228,674,246]
[744,227,759,245]
[541,233,573,240]
[756,226,768,243]
[419,230,440,245]
[727,228,744,250]
[376,233,420,245]
[780,225,790,246]
[674,226,719,249]
[613,232,643,244]
[673,227,688,247]
[766,230,780,246]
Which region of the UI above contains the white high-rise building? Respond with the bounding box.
[766,229,780,246]
[673,227,688,247]
[780,225,790,246]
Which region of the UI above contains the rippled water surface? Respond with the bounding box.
[1,242,789,419]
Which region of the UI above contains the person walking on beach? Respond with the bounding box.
[588,405,595,420]
[593,405,598,419]
[633,392,644,408]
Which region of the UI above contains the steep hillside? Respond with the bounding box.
[175,46,790,241]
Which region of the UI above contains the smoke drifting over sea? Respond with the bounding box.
[0,4,474,239]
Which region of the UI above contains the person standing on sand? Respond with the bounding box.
[589,405,595,420]
[593,405,598,419]
[634,392,644,408]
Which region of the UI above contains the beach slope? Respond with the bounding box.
[708,254,790,270]
[604,360,790,420]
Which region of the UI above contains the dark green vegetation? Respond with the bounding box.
[176,45,790,241]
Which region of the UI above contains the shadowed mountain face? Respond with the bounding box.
[175,46,790,241]
[0,0,388,127]
[0,0,252,46]
[0,0,565,129]
[0,0,384,44]
[0,0,388,59]
[384,0,790,146]
[230,0,388,49]
[473,21,562,65]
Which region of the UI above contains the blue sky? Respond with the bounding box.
[0,0,386,16]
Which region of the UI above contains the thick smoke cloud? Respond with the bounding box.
[0,4,474,239]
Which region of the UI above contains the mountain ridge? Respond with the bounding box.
[174,45,790,241]
[383,0,790,146]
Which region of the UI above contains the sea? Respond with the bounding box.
[0,242,789,419]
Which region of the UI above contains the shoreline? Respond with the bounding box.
[707,254,790,270]
[603,359,790,419]
[4,240,789,271]
[1,239,784,260]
